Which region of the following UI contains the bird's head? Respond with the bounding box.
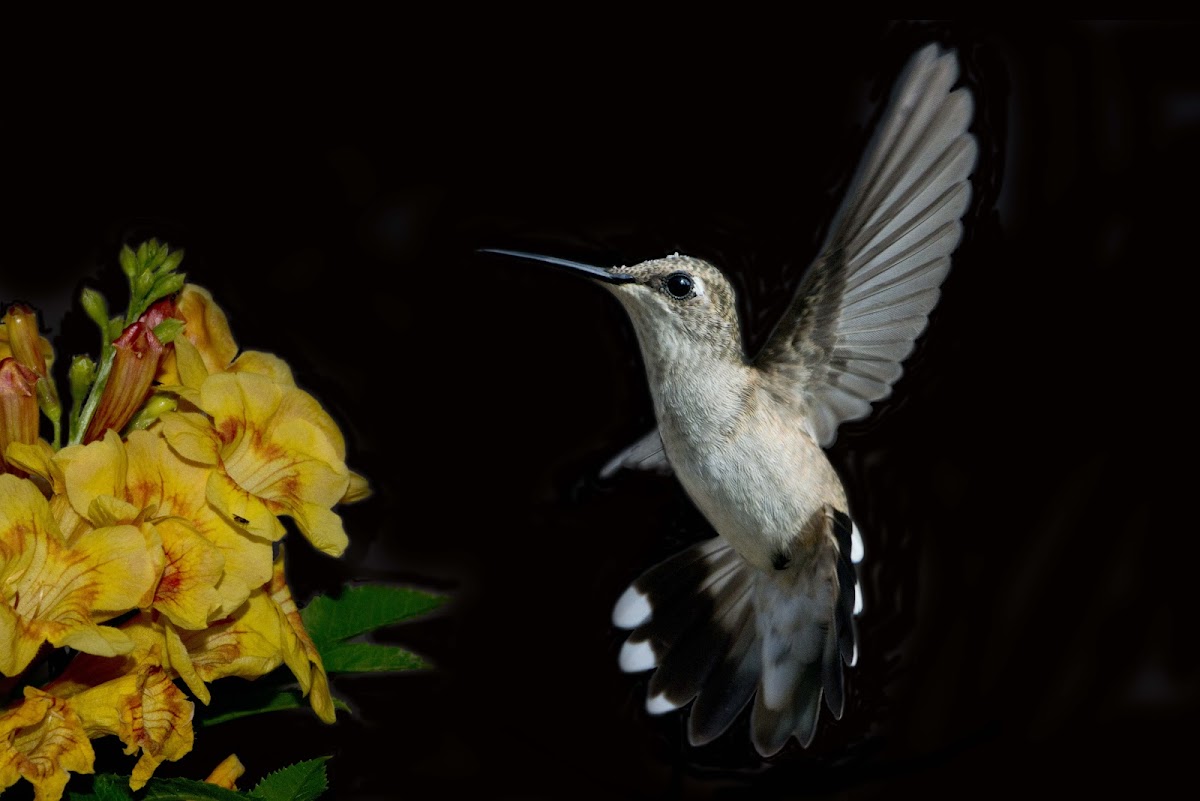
[481,249,744,363]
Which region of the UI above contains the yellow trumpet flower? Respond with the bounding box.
[0,687,94,801]
[50,428,271,621]
[0,474,159,677]
[162,364,355,557]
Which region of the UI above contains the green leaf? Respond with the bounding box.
[250,757,329,801]
[140,777,246,800]
[69,773,136,800]
[302,585,447,646]
[319,642,430,673]
[198,683,351,727]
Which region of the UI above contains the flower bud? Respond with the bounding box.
[0,357,39,475]
[83,322,165,443]
[69,355,97,398]
[2,303,48,377]
[139,296,179,331]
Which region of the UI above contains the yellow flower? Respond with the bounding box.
[170,588,294,701]
[268,548,334,723]
[162,365,355,556]
[70,665,195,790]
[155,284,239,386]
[42,613,170,699]
[165,552,333,721]
[0,474,159,676]
[145,517,225,630]
[30,612,194,788]
[0,687,94,801]
[53,428,270,621]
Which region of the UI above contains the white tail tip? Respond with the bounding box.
[851,523,864,564]
[612,585,652,628]
[619,638,657,673]
[646,692,682,715]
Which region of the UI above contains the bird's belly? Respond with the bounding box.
[666,428,833,572]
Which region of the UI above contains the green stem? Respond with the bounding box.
[68,353,113,446]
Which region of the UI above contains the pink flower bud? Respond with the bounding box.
[83,322,165,443]
[2,304,47,377]
[0,357,39,474]
[138,296,179,331]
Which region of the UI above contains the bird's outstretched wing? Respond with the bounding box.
[755,43,977,447]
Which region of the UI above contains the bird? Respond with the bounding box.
[482,42,977,757]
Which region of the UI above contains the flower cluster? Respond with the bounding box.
[0,242,367,799]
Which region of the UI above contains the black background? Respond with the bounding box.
[3,19,1195,801]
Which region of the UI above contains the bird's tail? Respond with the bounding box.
[612,510,863,756]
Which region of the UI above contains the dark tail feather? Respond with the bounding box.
[614,538,753,715]
[613,514,862,756]
[752,659,825,754]
[688,610,761,745]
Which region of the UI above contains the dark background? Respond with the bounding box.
[3,19,1194,800]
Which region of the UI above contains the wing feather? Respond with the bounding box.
[598,428,673,478]
[756,43,977,446]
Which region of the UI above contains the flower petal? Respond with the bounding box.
[126,668,195,789]
[204,753,246,789]
[0,687,94,801]
[59,664,196,791]
[177,590,288,682]
[269,549,334,723]
[2,440,62,493]
[160,411,221,466]
[206,469,286,542]
[151,518,225,630]
[0,476,159,674]
[57,430,127,521]
[342,470,372,504]
[169,335,212,392]
[176,284,238,375]
[286,501,349,557]
[125,429,271,616]
[230,350,294,385]
[162,618,209,704]
[56,620,138,660]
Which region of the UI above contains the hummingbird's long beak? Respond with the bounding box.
[478,248,636,284]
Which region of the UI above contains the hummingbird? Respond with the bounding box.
[483,43,977,756]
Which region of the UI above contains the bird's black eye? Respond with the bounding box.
[664,272,695,299]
